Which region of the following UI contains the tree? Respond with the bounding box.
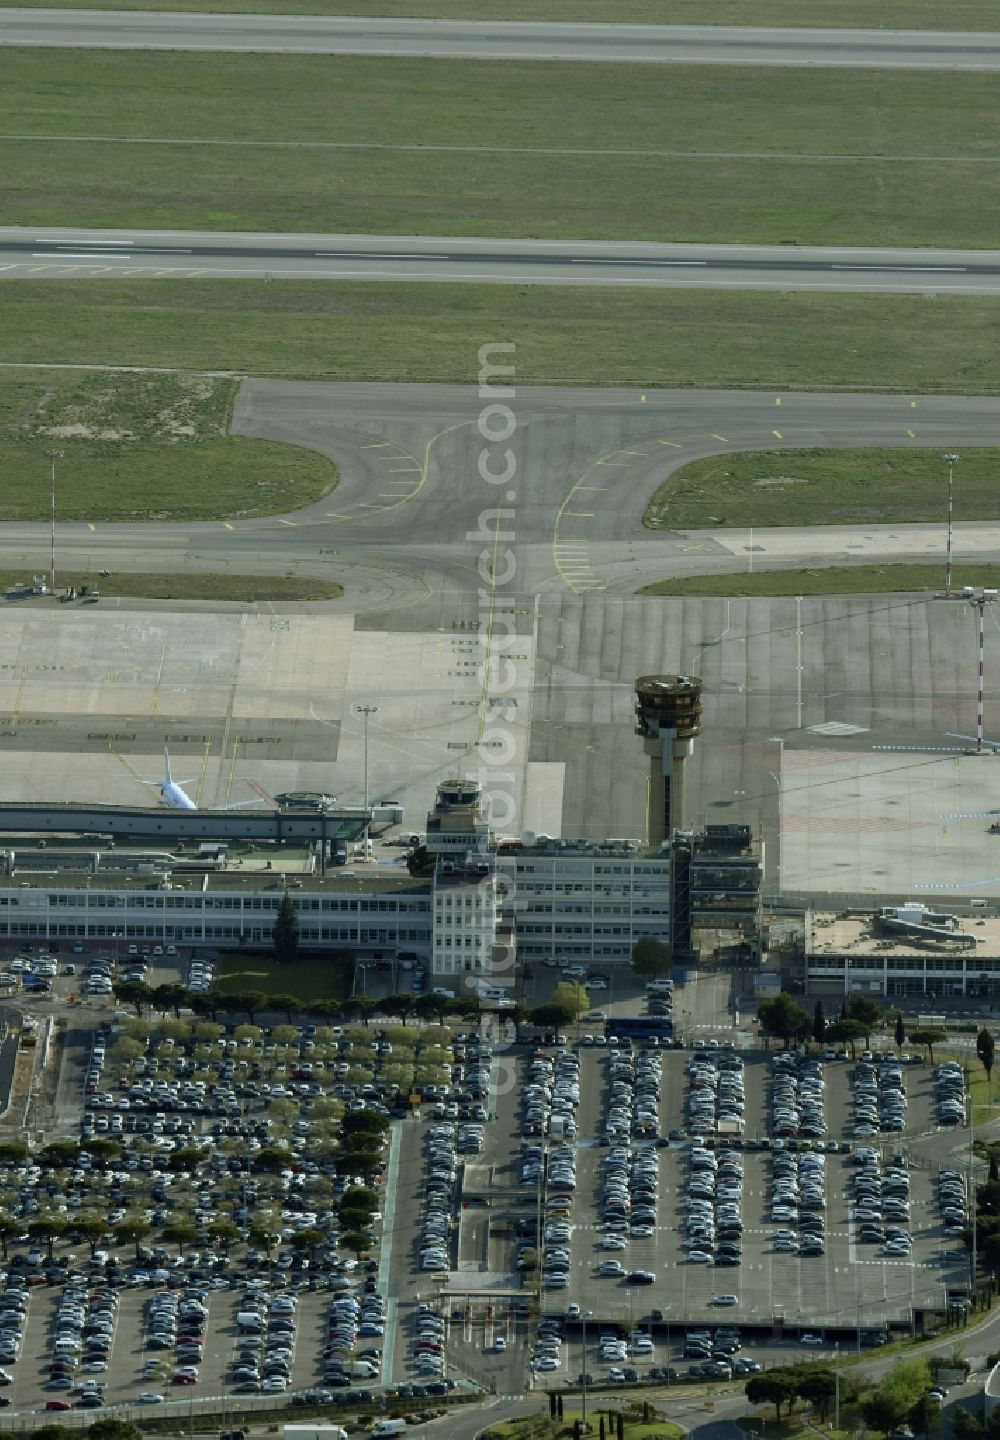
[412,993,450,1025]
[909,1393,941,1439]
[847,995,883,1043]
[152,983,188,1018]
[113,979,153,1017]
[746,1373,798,1422]
[631,937,672,977]
[551,982,589,1020]
[85,1422,143,1440]
[0,1212,18,1259]
[530,1002,575,1029]
[290,1227,326,1257]
[813,1000,826,1045]
[798,1368,837,1423]
[991,1151,1000,1185]
[910,1029,948,1065]
[341,1230,371,1259]
[28,1215,67,1259]
[827,1018,868,1058]
[248,1221,282,1252]
[979,1028,996,1088]
[207,1220,240,1251]
[114,1215,151,1260]
[863,1392,912,1438]
[74,1214,109,1256]
[273,892,300,965]
[758,992,812,1049]
[161,1221,197,1255]
[953,1409,984,1440]
[383,993,416,1025]
[270,994,302,1024]
[229,989,268,1024]
[895,1012,906,1052]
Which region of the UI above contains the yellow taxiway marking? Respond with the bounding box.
[773,429,783,439]
[277,519,296,527]
[553,429,685,593]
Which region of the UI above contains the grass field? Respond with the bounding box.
[2,572,343,602]
[3,52,1000,244]
[0,369,337,522]
[6,284,1000,395]
[643,449,1000,530]
[637,564,1000,599]
[215,954,353,1003]
[0,0,993,22]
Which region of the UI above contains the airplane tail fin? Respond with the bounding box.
[164,747,173,785]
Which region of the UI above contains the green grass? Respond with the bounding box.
[639,564,1000,598]
[643,448,1000,530]
[0,369,337,521]
[215,954,353,1002]
[3,52,1000,244]
[6,284,1000,394]
[0,0,994,23]
[2,572,342,602]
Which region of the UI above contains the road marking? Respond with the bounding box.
[711,434,729,442]
[316,250,450,259]
[577,485,607,491]
[775,397,781,406]
[832,264,968,272]
[223,522,234,530]
[88,523,96,532]
[773,429,783,438]
[387,466,420,473]
[276,519,296,527]
[906,428,916,437]
[596,459,631,467]
[564,511,595,518]
[657,440,683,448]
[362,442,393,449]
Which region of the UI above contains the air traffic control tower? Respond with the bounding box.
[635,674,703,844]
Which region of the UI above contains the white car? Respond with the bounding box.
[137,1393,165,1404]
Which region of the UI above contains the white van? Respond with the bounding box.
[370,1423,408,1438]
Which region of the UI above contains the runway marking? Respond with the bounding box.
[553,429,684,593]
[276,519,297,527]
[711,433,729,443]
[775,397,781,406]
[772,429,783,439]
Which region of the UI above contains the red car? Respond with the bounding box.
[46,1401,72,1411]
[172,1373,197,1385]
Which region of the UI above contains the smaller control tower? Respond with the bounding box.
[634,674,703,844]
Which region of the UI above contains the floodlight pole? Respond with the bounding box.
[944,453,960,597]
[969,589,995,754]
[44,448,63,594]
[358,704,379,831]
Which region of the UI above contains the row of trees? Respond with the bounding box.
[757,990,997,1078]
[112,979,491,1028]
[747,1357,950,1439]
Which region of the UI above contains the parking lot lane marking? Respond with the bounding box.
[378,1121,402,1382]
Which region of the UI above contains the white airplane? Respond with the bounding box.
[143,748,269,811]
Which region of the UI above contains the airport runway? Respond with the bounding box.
[6,229,1000,295]
[0,12,998,68]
